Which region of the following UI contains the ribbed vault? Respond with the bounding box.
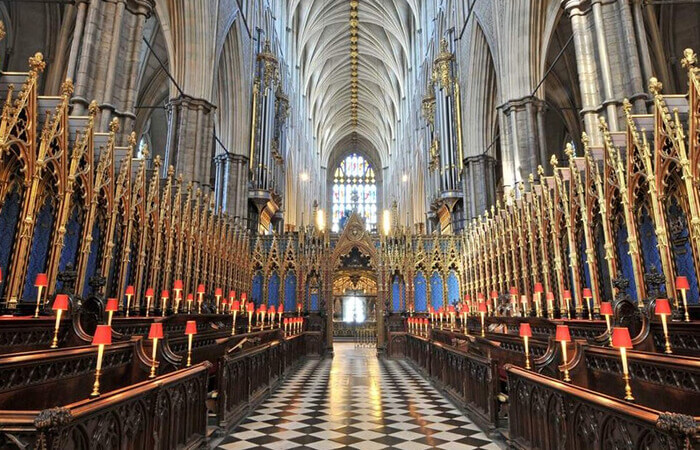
[288,0,418,165]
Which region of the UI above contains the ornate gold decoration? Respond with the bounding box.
[432,39,454,93]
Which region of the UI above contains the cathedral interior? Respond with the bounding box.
[0,0,699,449]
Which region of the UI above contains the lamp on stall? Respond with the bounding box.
[600,302,614,345]
[173,280,183,313]
[562,290,572,319]
[247,301,254,332]
[509,287,518,315]
[461,296,470,332]
[160,290,169,317]
[229,291,236,313]
[185,320,197,367]
[241,292,247,312]
[214,288,223,314]
[297,302,302,317]
[186,293,194,314]
[423,318,429,336]
[478,301,488,337]
[582,288,593,320]
[654,299,673,354]
[520,294,528,318]
[221,296,228,315]
[447,305,455,330]
[519,323,533,370]
[230,299,240,335]
[148,322,163,378]
[555,325,572,382]
[283,317,289,335]
[611,327,634,401]
[546,291,555,317]
[269,305,276,329]
[260,304,267,327]
[490,290,499,316]
[675,276,691,322]
[438,306,444,329]
[145,288,154,317]
[533,283,543,317]
[277,304,284,325]
[124,285,135,317]
[196,284,205,314]
[105,298,118,326]
[90,324,112,398]
[34,273,48,318]
[51,294,69,348]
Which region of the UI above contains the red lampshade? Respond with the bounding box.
[241,292,247,302]
[438,307,444,314]
[35,273,48,288]
[655,299,672,316]
[229,291,236,301]
[0,267,3,282]
[464,294,471,302]
[278,304,284,313]
[582,288,592,298]
[187,293,194,302]
[534,283,543,293]
[283,318,288,325]
[145,288,154,297]
[125,285,135,296]
[231,300,240,310]
[477,293,484,300]
[297,302,302,310]
[519,323,532,338]
[510,287,518,296]
[520,294,528,304]
[611,327,633,348]
[269,305,276,314]
[148,322,164,339]
[92,325,112,345]
[197,284,205,294]
[161,290,169,299]
[260,304,267,312]
[546,291,555,301]
[477,302,488,313]
[600,302,613,316]
[173,279,183,290]
[676,276,690,290]
[222,298,228,305]
[555,325,571,342]
[447,305,455,313]
[105,298,118,312]
[563,290,572,300]
[185,320,197,335]
[52,294,69,311]
[490,290,498,298]
[246,302,254,312]
[215,288,223,296]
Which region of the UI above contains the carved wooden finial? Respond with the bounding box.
[537,164,545,177]
[88,100,99,117]
[153,154,161,169]
[550,154,559,168]
[29,53,46,73]
[581,132,589,149]
[109,117,120,134]
[61,79,74,97]
[564,142,574,158]
[681,48,697,71]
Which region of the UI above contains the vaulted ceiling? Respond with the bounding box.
[288,0,418,165]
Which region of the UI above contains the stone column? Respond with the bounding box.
[500,96,547,185]
[214,153,249,220]
[69,0,154,136]
[165,95,216,190]
[464,155,497,220]
[566,0,604,144]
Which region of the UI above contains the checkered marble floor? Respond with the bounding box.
[218,342,499,449]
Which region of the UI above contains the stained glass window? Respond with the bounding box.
[332,153,377,232]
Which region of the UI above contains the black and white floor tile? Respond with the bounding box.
[218,343,500,449]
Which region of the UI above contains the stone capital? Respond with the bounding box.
[167,95,217,114]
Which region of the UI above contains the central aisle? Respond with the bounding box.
[218,343,497,449]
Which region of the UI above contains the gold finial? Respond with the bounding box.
[681,48,697,70]
[496,199,501,210]
[537,164,545,177]
[550,154,559,167]
[88,100,99,117]
[128,131,137,148]
[141,144,149,159]
[581,132,590,149]
[61,79,74,97]
[109,117,120,134]
[648,77,663,95]
[0,21,6,42]
[528,173,534,184]
[518,181,525,194]
[622,98,632,115]
[153,154,161,169]
[564,142,574,158]
[29,53,46,73]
